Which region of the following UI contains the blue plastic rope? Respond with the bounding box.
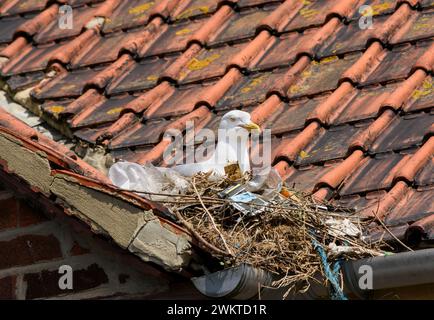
[311,238,348,300]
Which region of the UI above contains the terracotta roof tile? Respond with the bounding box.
[6,71,45,91]
[335,191,385,212]
[1,42,62,76]
[101,0,158,33]
[69,93,136,128]
[370,112,433,153]
[408,214,434,241]
[385,186,434,226]
[317,14,394,58]
[0,0,49,16]
[108,119,169,149]
[420,0,434,8]
[281,0,342,32]
[339,152,410,196]
[0,15,28,43]
[284,162,340,193]
[32,68,102,100]
[59,88,103,118]
[237,0,283,8]
[208,6,273,46]
[287,54,360,99]
[404,75,433,112]
[254,29,316,70]
[262,95,328,135]
[69,29,146,68]
[41,100,74,119]
[144,82,213,119]
[73,123,112,144]
[351,0,400,20]
[110,145,155,162]
[177,42,249,84]
[295,122,370,165]
[106,56,177,94]
[391,8,434,44]
[415,155,434,186]
[362,41,432,85]
[332,83,397,125]
[216,68,288,110]
[33,4,101,44]
[140,19,206,58]
[171,0,225,21]
[0,0,432,244]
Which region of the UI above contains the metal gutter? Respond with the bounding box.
[192,248,434,299]
[343,248,434,299]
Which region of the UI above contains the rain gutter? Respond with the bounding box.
[191,248,434,299]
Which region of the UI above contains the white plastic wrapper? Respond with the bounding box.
[324,218,361,238]
[109,160,282,203]
[108,161,190,201]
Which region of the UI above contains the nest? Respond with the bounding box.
[148,173,387,298]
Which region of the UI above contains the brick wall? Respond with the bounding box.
[0,179,200,300]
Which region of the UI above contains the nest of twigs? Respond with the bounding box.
[156,173,387,298]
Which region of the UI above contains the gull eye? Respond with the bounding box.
[229,116,237,122]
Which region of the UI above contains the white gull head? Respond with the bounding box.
[173,110,260,177]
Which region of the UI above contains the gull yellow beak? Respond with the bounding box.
[241,121,261,132]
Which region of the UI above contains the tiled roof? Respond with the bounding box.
[0,0,433,245]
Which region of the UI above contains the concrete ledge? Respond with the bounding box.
[0,130,192,271]
[0,132,53,195]
[129,219,192,271]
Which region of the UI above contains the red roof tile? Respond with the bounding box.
[370,112,433,153]
[0,15,29,43]
[208,6,274,46]
[1,42,63,76]
[101,0,161,33]
[362,41,432,85]
[287,54,361,99]
[177,42,250,84]
[107,56,176,94]
[295,123,370,165]
[69,93,137,128]
[404,75,433,112]
[254,29,316,70]
[34,4,101,44]
[262,95,327,134]
[141,19,206,58]
[216,68,289,110]
[1,0,50,16]
[339,152,410,196]
[385,186,434,226]
[171,0,226,21]
[32,68,102,100]
[0,0,433,245]
[284,161,340,193]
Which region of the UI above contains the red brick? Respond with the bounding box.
[0,234,63,269]
[69,241,90,256]
[25,263,109,299]
[0,197,18,231]
[0,275,16,299]
[118,273,130,284]
[18,201,49,227]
